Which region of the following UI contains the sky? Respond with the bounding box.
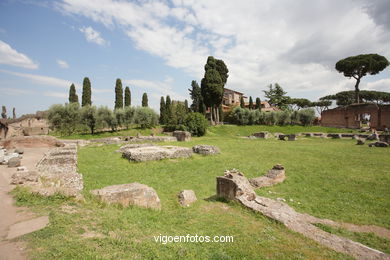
[0,0,389,116]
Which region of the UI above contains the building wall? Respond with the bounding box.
[0,117,49,140]
[321,104,390,130]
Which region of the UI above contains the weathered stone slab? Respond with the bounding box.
[8,157,21,167]
[90,183,161,210]
[178,190,197,207]
[11,171,39,184]
[249,164,286,188]
[6,216,49,240]
[327,133,341,139]
[192,145,220,155]
[341,133,356,138]
[368,141,389,147]
[116,143,155,153]
[356,138,365,145]
[251,132,271,139]
[173,131,191,141]
[287,134,297,141]
[216,169,255,201]
[122,145,192,162]
[124,135,177,143]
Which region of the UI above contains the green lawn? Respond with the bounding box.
[13,125,389,259]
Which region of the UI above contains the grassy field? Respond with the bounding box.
[13,125,389,259]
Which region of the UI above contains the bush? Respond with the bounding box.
[98,106,117,131]
[123,106,135,129]
[184,112,209,136]
[232,107,250,125]
[298,108,316,126]
[80,105,98,134]
[114,108,125,128]
[134,107,159,128]
[277,110,291,126]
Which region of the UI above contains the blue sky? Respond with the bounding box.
[0,0,389,116]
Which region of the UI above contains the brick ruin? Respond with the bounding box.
[0,112,49,140]
[321,103,390,130]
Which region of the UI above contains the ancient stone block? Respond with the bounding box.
[327,133,341,139]
[252,132,271,139]
[122,146,192,162]
[116,143,155,153]
[8,157,21,167]
[216,169,255,201]
[368,141,389,147]
[178,190,197,207]
[90,183,161,210]
[15,147,24,154]
[287,134,297,141]
[356,138,365,145]
[192,145,220,155]
[249,164,286,188]
[173,131,191,142]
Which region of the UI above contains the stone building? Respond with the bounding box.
[0,112,50,140]
[321,103,390,130]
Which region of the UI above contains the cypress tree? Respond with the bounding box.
[12,107,16,119]
[114,78,123,109]
[68,83,78,103]
[240,96,245,108]
[124,86,131,107]
[256,97,261,110]
[249,96,253,110]
[1,106,6,119]
[142,93,148,107]
[82,77,92,107]
[184,99,189,112]
[159,96,166,124]
[165,95,172,120]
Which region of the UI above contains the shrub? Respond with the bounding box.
[232,107,250,125]
[277,110,291,126]
[134,107,159,128]
[123,106,135,129]
[291,110,300,125]
[114,108,125,128]
[298,108,316,126]
[184,112,209,136]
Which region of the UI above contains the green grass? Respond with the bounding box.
[314,223,390,254]
[13,125,389,259]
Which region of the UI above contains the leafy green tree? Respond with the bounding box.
[123,106,135,129]
[114,108,125,128]
[189,80,204,113]
[255,97,261,110]
[184,112,209,136]
[159,96,166,124]
[200,56,228,124]
[335,54,389,103]
[142,93,148,107]
[124,86,131,107]
[289,98,312,110]
[114,78,123,109]
[68,83,79,104]
[134,107,158,128]
[81,77,92,107]
[249,96,253,109]
[80,105,98,134]
[174,102,187,125]
[165,95,172,120]
[320,90,390,106]
[1,106,6,119]
[98,106,117,132]
[240,96,245,108]
[47,103,80,136]
[263,83,290,110]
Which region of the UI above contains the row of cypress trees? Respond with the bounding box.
[68,78,147,109]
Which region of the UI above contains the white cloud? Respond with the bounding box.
[79,26,108,46]
[365,79,390,92]
[57,59,69,69]
[43,91,68,98]
[0,87,34,96]
[0,40,38,69]
[0,69,77,89]
[60,0,390,102]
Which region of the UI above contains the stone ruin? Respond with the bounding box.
[11,144,83,198]
[0,146,23,166]
[251,132,272,139]
[249,164,286,188]
[278,134,297,141]
[124,135,177,143]
[192,145,220,155]
[90,183,161,210]
[178,190,197,207]
[116,143,156,153]
[368,141,389,148]
[122,145,192,162]
[173,131,191,142]
[216,168,388,260]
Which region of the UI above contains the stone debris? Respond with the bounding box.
[216,169,389,260]
[122,145,192,162]
[12,144,83,198]
[192,145,220,155]
[249,164,286,188]
[178,190,197,207]
[14,147,24,154]
[356,138,366,145]
[278,134,297,141]
[379,135,390,144]
[90,183,161,210]
[368,141,389,148]
[367,133,380,141]
[7,157,21,167]
[341,133,356,138]
[116,143,155,153]
[251,132,271,139]
[173,131,191,141]
[1,152,20,165]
